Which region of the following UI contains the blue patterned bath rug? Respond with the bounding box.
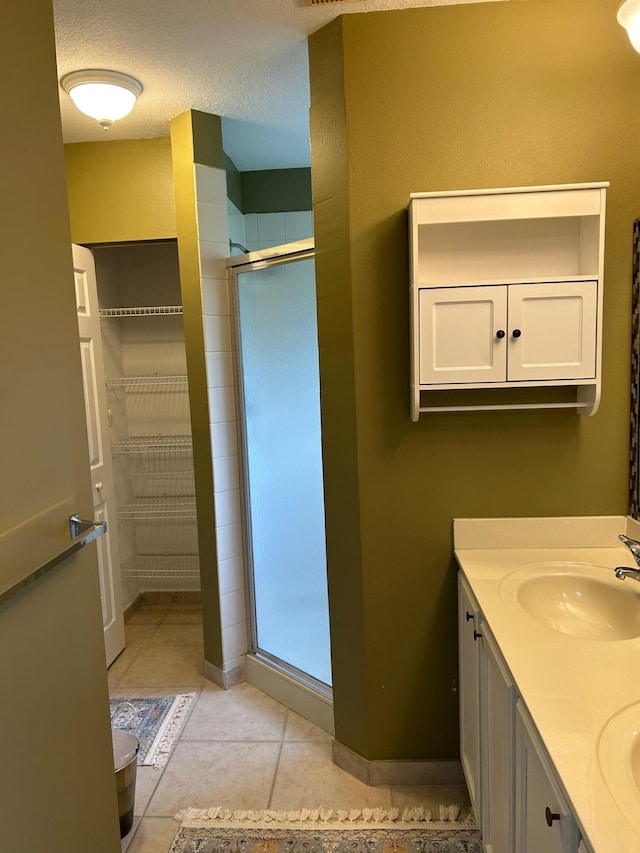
[110,693,195,768]
[169,809,481,853]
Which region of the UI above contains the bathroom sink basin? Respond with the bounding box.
[598,703,640,833]
[499,563,640,641]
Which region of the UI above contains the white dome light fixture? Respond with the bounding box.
[618,0,640,53]
[61,69,143,130]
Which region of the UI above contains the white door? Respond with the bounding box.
[419,286,508,384]
[73,244,125,666]
[507,281,597,381]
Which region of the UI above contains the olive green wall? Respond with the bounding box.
[170,109,225,669]
[309,0,640,760]
[65,138,176,244]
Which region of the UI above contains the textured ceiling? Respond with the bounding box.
[53,0,504,171]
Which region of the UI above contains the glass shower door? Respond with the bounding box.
[235,250,331,689]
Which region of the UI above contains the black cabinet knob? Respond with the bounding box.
[473,629,482,641]
[496,329,506,339]
[465,611,474,622]
[512,329,522,338]
[545,807,560,827]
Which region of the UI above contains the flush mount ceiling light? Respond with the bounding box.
[61,69,143,130]
[618,0,640,53]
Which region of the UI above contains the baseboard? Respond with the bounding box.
[203,657,245,689]
[332,740,465,786]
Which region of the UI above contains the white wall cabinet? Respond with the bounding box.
[458,572,583,853]
[410,183,607,418]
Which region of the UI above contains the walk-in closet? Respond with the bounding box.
[93,241,200,611]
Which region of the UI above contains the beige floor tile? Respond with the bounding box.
[163,606,203,625]
[127,606,170,626]
[146,741,281,815]
[133,766,164,815]
[150,623,204,646]
[181,682,287,741]
[125,624,160,647]
[108,646,141,690]
[284,710,333,742]
[125,817,179,853]
[391,784,472,817]
[270,742,393,811]
[117,645,205,689]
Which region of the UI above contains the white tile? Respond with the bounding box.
[208,386,236,424]
[203,315,231,352]
[244,213,258,242]
[206,351,234,388]
[201,277,230,316]
[194,164,227,204]
[222,620,249,659]
[199,240,229,278]
[217,555,245,595]
[284,210,313,242]
[214,488,242,526]
[211,420,239,458]
[215,522,243,561]
[220,588,247,628]
[197,202,229,243]
[257,212,286,243]
[213,454,240,492]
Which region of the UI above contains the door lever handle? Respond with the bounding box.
[69,514,107,539]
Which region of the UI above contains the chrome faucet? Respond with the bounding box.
[615,533,640,582]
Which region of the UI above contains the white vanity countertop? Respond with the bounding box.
[454,515,640,853]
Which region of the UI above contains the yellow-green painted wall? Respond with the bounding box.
[65,138,176,244]
[309,0,640,760]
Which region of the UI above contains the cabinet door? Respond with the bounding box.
[507,281,597,381]
[419,286,507,384]
[481,627,515,853]
[458,573,482,822]
[515,701,580,853]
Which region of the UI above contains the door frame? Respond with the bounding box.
[227,239,334,734]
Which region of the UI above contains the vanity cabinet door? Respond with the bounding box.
[458,573,482,822]
[515,700,580,853]
[480,626,515,853]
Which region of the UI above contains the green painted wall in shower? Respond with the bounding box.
[309,0,640,760]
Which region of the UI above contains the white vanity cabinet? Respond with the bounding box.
[515,701,580,853]
[458,573,515,852]
[458,573,582,853]
[410,182,607,419]
[480,626,516,853]
[458,574,482,819]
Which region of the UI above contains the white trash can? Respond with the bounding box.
[113,729,139,838]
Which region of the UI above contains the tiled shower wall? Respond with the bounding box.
[228,199,313,253]
[195,163,248,684]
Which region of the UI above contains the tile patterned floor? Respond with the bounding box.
[111,603,470,853]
